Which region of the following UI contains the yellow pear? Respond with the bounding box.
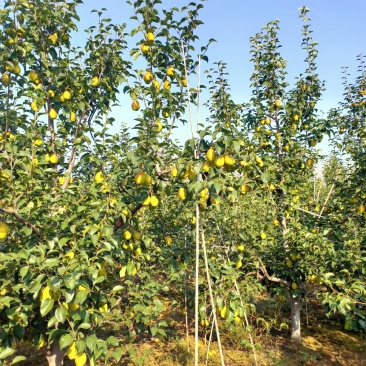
[240,184,250,194]
[31,100,39,112]
[220,306,227,319]
[135,171,150,186]
[131,100,140,111]
[224,154,235,166]
[49,153,58,164]
[171,166,178,177]
[91,76,99,87]
[66,342,77,360]
[178,187,186,201]
[0,222,9,239]
[62,90,72,101]
[123,230,132,241]
[39,286,53,302]
[162,109,170,118]
[163,80,171,90]
[152,80,160,89]
[285,259,293,268]
[122,208,132,219]
[1,73,10,86]
[34,138,42,146]
[47,33,58,45]
[210,196,220,205]
[155,121,163,132]
[140,42,150,53]
[273,218,280,226]
[143,70,153,84]
[98,265,106,277]
[150,195,159,207]
[49,108,57,119]
[13,64,20,74]
[146,32,155,42]
[166,66,175,77]
[94,172,104,184]
[213,155,224,168]
[74,351,87,366]
[202,160,211,173]
[70,111,76,122]
[142,196,151,206]
[206,148,216,162]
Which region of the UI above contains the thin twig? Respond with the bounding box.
[196,55,201,135]
[297,207,324,218]
[319,183,334,216]
[181,40,195,140]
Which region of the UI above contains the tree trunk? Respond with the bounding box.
[291,295,301,343]
[45,343,65,366]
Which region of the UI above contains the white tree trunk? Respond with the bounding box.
[45,343,65,366]
[291,295,301,343]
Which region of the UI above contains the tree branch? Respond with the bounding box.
[257,257,290,286]
[0,207,40,236]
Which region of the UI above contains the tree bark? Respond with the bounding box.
[45,343,65,366]
[291,295,301,343]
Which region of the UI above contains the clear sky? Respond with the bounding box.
[73,0,366,144]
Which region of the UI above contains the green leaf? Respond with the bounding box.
[59,333,73,350]
[17,249,29,260]
[106,336,119,346]
[86,334,97,352]
[19,266,29,278]
[21,227,32,236]
[261,171,271,184]
[47,316,58,328]
[11,356,27,364]
[0,296,12,307]
[126,262,136,276]
[0,348,15,359]
[40,298,54,317]
[150,326,158,336]
[78,323,91,329]
[112,285,124,292]
[55,306,67,323]
[112,348,122,362]
[64,274,76,290]
[58,237,70,247]
[44,258,59,268]
[93,276,105,285]
[119,266,127,278]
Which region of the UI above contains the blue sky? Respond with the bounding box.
[73,0,366,144]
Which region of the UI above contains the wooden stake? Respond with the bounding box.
[201,219,225,366]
